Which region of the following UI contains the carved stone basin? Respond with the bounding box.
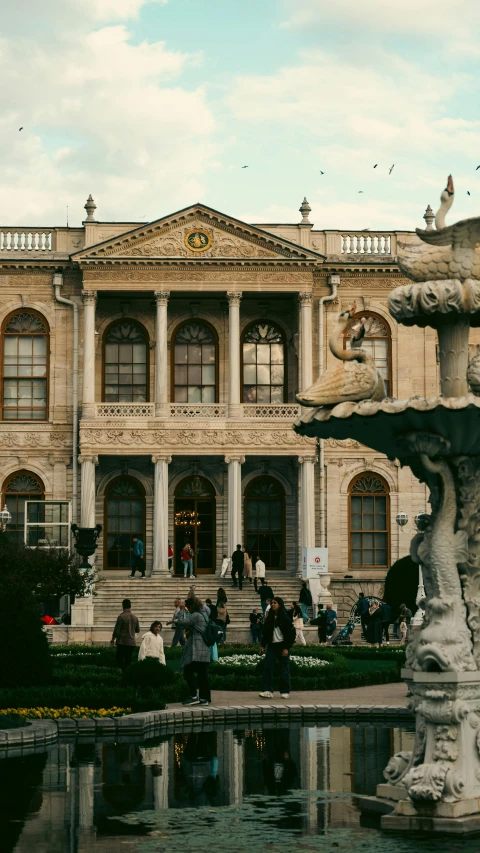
[294,394,480,460]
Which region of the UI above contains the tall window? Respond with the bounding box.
[2,311,48,420]
[103,321,148,403]
[173,322,217,403]
[349,473,390,568]
[344,313,392,396]
[2,470,44,545]
[105,476,145,569]
[245,476,285,569]
[242,322,285,404]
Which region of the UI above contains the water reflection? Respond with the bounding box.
[0,724,434,853]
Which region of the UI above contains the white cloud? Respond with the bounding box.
[281,0,480,45]
[0,6,218,225]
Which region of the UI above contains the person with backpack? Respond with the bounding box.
[355,592,370,639]
[259,596,296,699]
[176,597,213,706]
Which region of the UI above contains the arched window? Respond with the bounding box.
[245,476,285,569]
[105,476,145,569]
[349,472,390,568]
[242,322,286,404]
[172,321,218,403]
[344,312,392,396]
[1,310,49,420]
[103,320,149,403]
[2,470,44,545]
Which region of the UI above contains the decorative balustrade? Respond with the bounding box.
[243,403,301,418]
[95,403,154,418]
[0,229,55,252]
[340,232,394,255]
[169,403,228,418]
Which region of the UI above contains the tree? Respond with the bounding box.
[0,533,96,686]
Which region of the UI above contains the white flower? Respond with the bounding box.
[216,654,331,669]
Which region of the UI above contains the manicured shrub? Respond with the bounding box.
[122,658,175,688]
[0,606,52,687]
[0,686,166,713]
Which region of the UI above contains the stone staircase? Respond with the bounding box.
[92,574,312,643]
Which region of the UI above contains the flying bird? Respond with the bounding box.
[467,191,471,196]
[389,164,395,174]
[358,190,364,194]
[18,127,23,131]
[476,166,480,170]
[241,165,249,169]
[373,164,378,168]
[319,170,325,175]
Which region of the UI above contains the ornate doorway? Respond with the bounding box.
[104,476,145,569]
[174,475,216,575]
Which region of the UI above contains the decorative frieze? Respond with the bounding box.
[80,426,316,454]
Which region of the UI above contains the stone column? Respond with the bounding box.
[298,292,313,394]
[152,455,172,575]
[79,455,98,528]
[227,292,242,418]
[82,292,97,419]
[299,456,315,549]
[154,291,170,417]
[225,455,245,556]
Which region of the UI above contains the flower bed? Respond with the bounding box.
[0,706,131,719]
[216,654,332,670]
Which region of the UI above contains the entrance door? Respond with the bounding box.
[174,475,215,575]
[105,476,145,569]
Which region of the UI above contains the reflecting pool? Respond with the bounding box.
[1,722,480,852]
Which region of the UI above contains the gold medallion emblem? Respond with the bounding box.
[185,229,212,252]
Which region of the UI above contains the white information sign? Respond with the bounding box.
[302,547,328,578]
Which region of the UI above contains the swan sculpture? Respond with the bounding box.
[296,304,386,407]
[397,175,480,282]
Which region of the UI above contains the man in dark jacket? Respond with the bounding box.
[231,544,244,589]
[257,578,274,614]
[355,592,370,639]
[249,608,263,643]
[380,599,392,644]
[299,581,313,624]
[110,598,140,671]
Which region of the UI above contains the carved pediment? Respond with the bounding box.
[72,204,324,263]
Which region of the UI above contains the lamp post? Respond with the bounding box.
[71,523,102,570]
[411,511,428,626]
[0,504,11,532]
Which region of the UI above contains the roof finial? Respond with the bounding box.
[423,204,434,231]
[299,197,312,226]
[84,194,97,222]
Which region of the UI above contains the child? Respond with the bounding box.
[220,554,231,578]
[399,616,408,642]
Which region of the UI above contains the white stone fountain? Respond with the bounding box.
[295,177,480,833]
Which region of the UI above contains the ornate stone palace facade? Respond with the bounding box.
[0,196,448,599]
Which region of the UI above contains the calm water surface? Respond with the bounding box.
[0,722,478,852]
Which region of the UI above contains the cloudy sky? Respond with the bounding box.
[1,0,479,230]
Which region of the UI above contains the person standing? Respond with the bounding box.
[259,597,296,699]
[220,554,231,579]
[399,616,408,642]
[254,555,266,592]
[231,544,244,589]
[355,592,370,639]
[216,587,228,606]
[168,542,173,573]
[138,621,165,664]
[130,536,145,578]
[257,578,274,615]
[366,600,383,646]
[380,599,392,644]
[292,604,307,646]
[243,548,253,584]
[299,581,312,624]
[110,598,140,671]
[181,543,195,579]
[167,598,186,647]
[394,603,413,638]
[215,599,229,642]
[325,603,337,640]
[315,604,327,644]
[250,608,263,643]
[176,597,212,706]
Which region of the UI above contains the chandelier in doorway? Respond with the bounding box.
[174,509,201,528]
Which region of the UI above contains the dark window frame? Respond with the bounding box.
[244,475,286,570]
[2,469,45,545]
[104,475,146,570]
[1,309,49,421]
[102,319,150,403]
[171,319,219,404]
[241,320,287,405]
[348,471,390,569]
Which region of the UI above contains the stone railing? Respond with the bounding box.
[95,403,155,418]
[169,403,228,418]
[340,232,394,255]
[0,229,56,252]
[243,403,301,418]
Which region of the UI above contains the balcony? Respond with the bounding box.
[92,402,300,420]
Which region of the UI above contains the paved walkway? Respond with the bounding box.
[169,681,409,709]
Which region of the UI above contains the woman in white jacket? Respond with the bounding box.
[292,604,307,646]
[138,621,165,664]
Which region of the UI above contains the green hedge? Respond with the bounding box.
[0,686,167,713]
